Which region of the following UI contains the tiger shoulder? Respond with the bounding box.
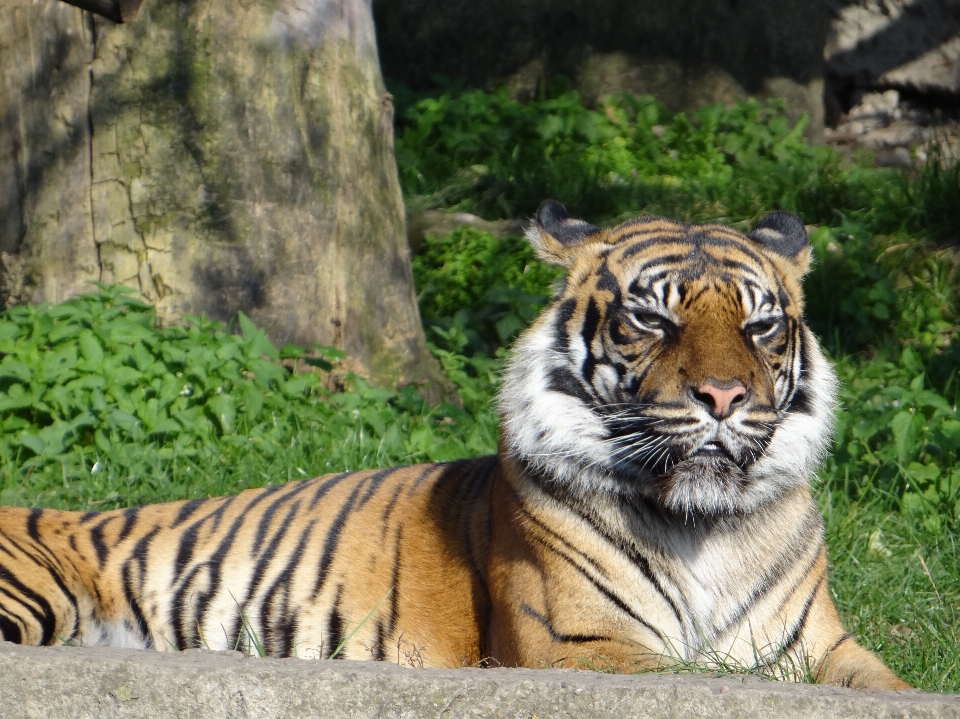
[0,201,908,690]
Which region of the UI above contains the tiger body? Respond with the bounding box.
[0,203,907,689]
[0,461,494,665]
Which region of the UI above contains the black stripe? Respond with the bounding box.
[121,562,151,646]
[173,488,277,582]
[357,468,404,509]
[308,473,350,510]
[828,633,852,653]
[116,507,141,544]
[79,512,98,524]
[6,517,83,644]
[172,525,202,584]
[0,611,22,643]
[547,366,593,404]
[379,483,406,539]
[608,317,640,347]
[174,561,217,651]
[121,527,159,648]
[170,499,205,529]
[7,517,79,633]
[552,298,577,354]
[388,526,402,634]
[720,257,761,275]
[0,535,16,560]
[787,328,813,414]
[310,484,364,598]
[0,563,57,645]
[89,519,111,568]
[205,496,237,534]
[520,603,609,644]
[580,297,603,385]
[594,263,622,303]
[452,459,494,602]
[780,575,825,655]
[26,509,42,542]
[34,560,80,643]
[787,386,812,415]
[373,619,386,661]
[251,481,314,556]
[518,507,609,578]
[325,585,346,659]
[613,229,688,250]
[580,297,603,366]
[407,463,438,494]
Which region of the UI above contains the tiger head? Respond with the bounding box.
[499,201,838,515]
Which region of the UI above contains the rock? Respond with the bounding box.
[406,210,526,254]
[0,641,958,719]
[825,89,960,168]
[827,0,960,96]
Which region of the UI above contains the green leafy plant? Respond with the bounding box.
[0,285,497,510]
[395,88,913,233]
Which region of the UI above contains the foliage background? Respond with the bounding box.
[2,85,958,690]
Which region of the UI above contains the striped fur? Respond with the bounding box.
[0,203,907,689]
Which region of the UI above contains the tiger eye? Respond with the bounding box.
[746,318,781,336]
[635,312,668,329]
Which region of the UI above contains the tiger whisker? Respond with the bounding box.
[608,439,662,460]
[639,443,669,472]
[618,435,671,468]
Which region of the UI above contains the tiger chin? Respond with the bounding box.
[0,202,908,691]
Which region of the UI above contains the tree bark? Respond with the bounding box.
[0,0,446,392]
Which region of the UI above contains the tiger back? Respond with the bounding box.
[0,202,908,690]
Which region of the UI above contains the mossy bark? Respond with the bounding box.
[1,0,445,391]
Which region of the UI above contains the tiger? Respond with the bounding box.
[0,201,908,690]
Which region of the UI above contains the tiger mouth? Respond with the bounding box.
[692,441,736,461]
[608,437,751,481]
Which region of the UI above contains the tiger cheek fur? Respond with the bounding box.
[0,202,908,691]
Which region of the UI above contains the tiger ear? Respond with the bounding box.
[746,210,812,275]
[527,200,604,267]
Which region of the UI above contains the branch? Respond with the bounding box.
[58,0,144,23]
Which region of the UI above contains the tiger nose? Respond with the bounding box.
[691,382,748,420]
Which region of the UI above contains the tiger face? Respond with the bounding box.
[500,201,837,514]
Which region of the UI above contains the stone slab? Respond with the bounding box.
[0,641,957,719]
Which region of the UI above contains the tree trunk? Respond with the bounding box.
[0,0,447,392]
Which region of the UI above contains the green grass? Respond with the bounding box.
[4,85,960,691]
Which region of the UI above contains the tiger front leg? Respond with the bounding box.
[812,635,911,690]
[788,569,910,690]
[486,590,667,672]
[485,499,670,672]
